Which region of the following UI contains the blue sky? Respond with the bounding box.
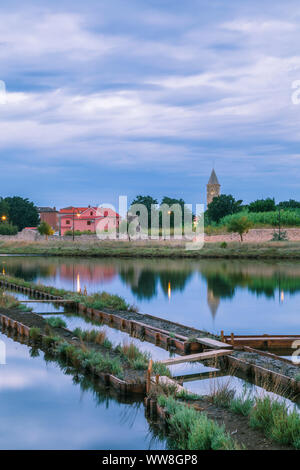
[1,0,300,209]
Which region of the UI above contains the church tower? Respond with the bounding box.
[207,169,220,206]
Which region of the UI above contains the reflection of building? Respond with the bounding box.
[60,264,117,283]
[207,169,221,206]
[207,288,220,319]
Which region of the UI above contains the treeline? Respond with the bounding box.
[0,196,39,234]
[128,195,193,229]
[205,196,300,241]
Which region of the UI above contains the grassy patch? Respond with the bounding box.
[249,396,300,448]
[45,316,67,328]
[3,239,300,260]
[157,395,239,450]
[29,327,41,342]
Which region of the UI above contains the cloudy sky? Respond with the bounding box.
[1,0,300,209]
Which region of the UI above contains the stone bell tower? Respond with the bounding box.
[207,169,220,206]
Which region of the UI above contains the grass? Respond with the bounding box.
[73,291,137,312]
[249,396,300,448]
[72,327,151,371]
[3,239,300,259]
[208,379,300,449]
[0,274,137,312]
[218,209,300,228]
[0,289,21,309]
[152,361,172,378]
[29,327,41,341]
[54,339,125,379]
[157,395,240,450]
[45,317,67,328]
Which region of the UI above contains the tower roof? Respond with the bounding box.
[208,169,220,185]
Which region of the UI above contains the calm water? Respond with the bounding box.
[0,332,165,450]
[1,255,300,335]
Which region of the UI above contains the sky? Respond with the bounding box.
[1,0,300,210]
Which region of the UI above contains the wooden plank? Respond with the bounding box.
[160,349,232,366]
[176,370,228,382]
[196,337,232,349]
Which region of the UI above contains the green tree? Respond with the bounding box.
[0,223,18,235]
[160,196,192,230]
[277,199,300,209]
[37,221,53,239]
[206,194,243,223]
[4,196,39,230]
[227,216,253,242]
[0,198,10,221]
[248,198,275,213]
[130,195,158,228]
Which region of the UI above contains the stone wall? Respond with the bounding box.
[204,228,300,243]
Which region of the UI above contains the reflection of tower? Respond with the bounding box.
[207,287,220,319]
[207,169,221,206]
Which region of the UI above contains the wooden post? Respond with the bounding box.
[231,332,235,346]
[155,374,159,385]
[221,330,224,342]
[146,359,153,394]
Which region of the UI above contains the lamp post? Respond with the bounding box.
[1,215,7,223]
[72,209,80,241]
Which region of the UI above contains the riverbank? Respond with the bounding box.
[3,239,300,259]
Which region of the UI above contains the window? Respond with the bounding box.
[66,220,70,225]
[90,211,93,216]
[87,221,91,226]
[104,211,108,217]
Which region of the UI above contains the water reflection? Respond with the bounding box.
[1,256,300,334]
[0,332,166,450]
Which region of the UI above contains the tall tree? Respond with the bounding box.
[130,195,158,228]
[0,198,9,220]
[160,196,191,229]
[206,194,243,223]
[248,198,275,213]
[4,196,39,231]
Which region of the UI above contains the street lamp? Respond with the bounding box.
[72,209,80,241]
[1,215,7,222]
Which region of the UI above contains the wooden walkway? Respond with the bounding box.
[159,349,232,366]
[224,334,300,349]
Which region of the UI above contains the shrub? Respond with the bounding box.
[0,223,18,235]
[153,362,171,377]
[158,395,239,450]
[206,194,243,223]
[37,221,53,239]
[248,198,276,213]
[45,317,67,328]
[249,396,300,448]
[271,230,288,241]
[29,327,41,341]
[230,395,254,416]
[0,290,19,309]
[227,216,253,242]
[219,209,300,228]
